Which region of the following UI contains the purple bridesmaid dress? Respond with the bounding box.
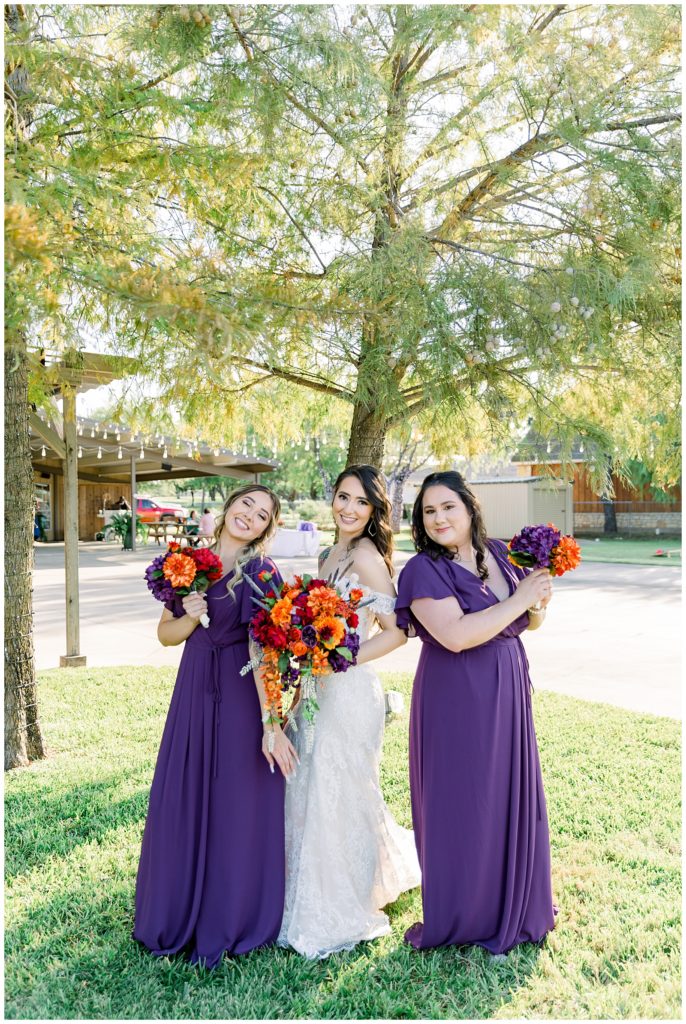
[133,557,285,968]
[395,540,555,954]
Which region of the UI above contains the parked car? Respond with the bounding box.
[136,497,188,524]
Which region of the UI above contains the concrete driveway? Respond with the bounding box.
[32,541,681,719]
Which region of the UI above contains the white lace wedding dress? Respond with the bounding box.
[277,576,421,959]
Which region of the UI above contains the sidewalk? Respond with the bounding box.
[33,541,682,718]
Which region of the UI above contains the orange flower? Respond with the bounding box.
[162,552,196,588]
[349,588,364,604]
[291,641,308,658]
[307,586,339,616]
[550,535,581,577]
[311,649,330,675]
[314,614,345,650]
[260,648,283,720]
[271,596,293,627]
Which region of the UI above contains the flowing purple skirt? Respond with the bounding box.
[406,635,555,953]
[133,626,285,968]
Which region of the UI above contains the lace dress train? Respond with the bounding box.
[277,582,420,959]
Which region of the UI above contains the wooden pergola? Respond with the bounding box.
[29,351,277,668]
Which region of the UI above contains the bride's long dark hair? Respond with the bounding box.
[332,464,395,578]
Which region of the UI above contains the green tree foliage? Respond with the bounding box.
[7,5,681,488]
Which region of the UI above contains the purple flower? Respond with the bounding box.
[144,554,175,603]
[281,664,300,689]
[301,625,317,648]
[328,649,352,673]
[509,524,561,569]
[328,630,361,673]
[344,631,360,657]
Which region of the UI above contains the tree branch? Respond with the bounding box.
[242,359,353,400]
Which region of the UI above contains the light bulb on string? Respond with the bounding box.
[163,447,168,459]
[90,426,96,438]
[116,431,121,441]
[140,445,145,459]
[579,442,584,454]
[102,428,108,439]
[339,436,345,450]
[117,446,123,459]
[41,444,46,457]
[97,446,102,459]
[78,446,83,458]
[77,421,83,436]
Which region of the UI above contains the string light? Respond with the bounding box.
[163,447,168,459]
[78,446,83,458]
[304,437,310,452]
[90,426,96,437]
[116,431,121,441]
[117,446,123,459]
[139,445,145,458]
[77,421,83,436]
[102,428,108,439]
[97,446,102,459]
[40,445,46,457]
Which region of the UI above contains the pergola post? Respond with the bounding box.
[130,454,137,551]
[59,387,86,667]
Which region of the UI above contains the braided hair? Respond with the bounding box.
[411,471,489,581]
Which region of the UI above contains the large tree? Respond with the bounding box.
[92,3,680,478]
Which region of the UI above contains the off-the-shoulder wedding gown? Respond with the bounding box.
[277,576,421,959]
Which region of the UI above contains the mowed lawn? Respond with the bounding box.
[5,668,681,1020]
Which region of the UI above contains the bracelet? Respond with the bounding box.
[528,604,544,615]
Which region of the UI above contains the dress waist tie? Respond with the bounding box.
[204,629,249,780]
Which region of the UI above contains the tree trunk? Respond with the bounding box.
[346,401,388,468]
[4,340,45,769]
[313,436,333,500]
[601,456,617,534]
[391,469,411,532]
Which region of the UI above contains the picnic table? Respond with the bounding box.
[146,522,212,547]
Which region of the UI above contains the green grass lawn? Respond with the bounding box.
[5,669,681,1020]
[575,535,681,566]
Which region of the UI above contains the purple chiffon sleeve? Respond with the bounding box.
[239,557,283,625]
[395,554,459,632]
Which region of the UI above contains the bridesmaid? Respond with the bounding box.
[133,483,297,968]
[395,471,556,955]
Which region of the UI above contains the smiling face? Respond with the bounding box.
[223,490,275,545]
[332,474,374,541]
[421,484,472,552]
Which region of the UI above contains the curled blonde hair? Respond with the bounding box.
[212,483,281,599]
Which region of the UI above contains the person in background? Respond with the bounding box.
[199,507,216,540]
[185,508,200,547]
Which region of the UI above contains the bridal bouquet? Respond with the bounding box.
[241,567,369,731]
[144,542,223,627]
[507,522,581,578]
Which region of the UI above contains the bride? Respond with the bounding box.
[278,464,420,959]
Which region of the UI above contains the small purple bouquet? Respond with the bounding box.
[507,522,581,577]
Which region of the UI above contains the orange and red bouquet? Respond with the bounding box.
[144,542,223,627]
[242,568,369,727]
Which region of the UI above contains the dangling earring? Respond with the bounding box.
[368,519,377,538]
